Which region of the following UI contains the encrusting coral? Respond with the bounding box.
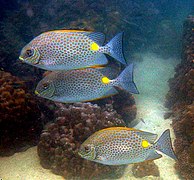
[93,89,137,125]
[165,15,194,180]
[37,102,126,179]
[0,71,42,156]
[132,161,160,178]
[112,90,137,124]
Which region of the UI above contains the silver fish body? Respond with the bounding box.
[19,30,126,70]
[35,64,139,103]
[78,127,177,165]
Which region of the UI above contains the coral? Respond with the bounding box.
[132,161,160,178]
[165,15,194,180]
[92,89,137,126]
[112,90,137,125]
[0,71,42,156]
[173,104,194,180]
[37,102,126,179]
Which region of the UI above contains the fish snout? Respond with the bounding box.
[19,56,24,61]
[34,90,40,96]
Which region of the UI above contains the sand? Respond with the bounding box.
[0,147,64,180]
[124,52,181,180]
[0,52,181,180]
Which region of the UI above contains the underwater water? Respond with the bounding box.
[0,0,193,180]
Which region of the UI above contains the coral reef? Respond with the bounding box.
[165,15,194,180]
[0,71,42,156]
[112,90,137,124]
[37,102,126,179]
[132,161,160,178]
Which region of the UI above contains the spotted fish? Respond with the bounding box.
[78,127,177,165]
[35,64,139,103]
[19,30,126,70]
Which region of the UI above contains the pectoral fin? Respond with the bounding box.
[102,88,119,97]
[96,155,106,161]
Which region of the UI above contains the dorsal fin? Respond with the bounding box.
[48,29,92,33]
[86,32,105,46]
[97,127,141,134]
[136,131,158,144]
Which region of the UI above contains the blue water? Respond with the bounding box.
[0,0,193,179]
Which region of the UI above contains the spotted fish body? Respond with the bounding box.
[78,127,177,165]
[35,64,139,103]
[19,30,126,70]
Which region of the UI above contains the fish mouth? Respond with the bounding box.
[19,56,24,61]
[78,151,83,157]
[34,90,40,95]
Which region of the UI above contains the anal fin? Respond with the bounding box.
[102,88,119,97]
[92,54,108,66]
[145,151,162,161]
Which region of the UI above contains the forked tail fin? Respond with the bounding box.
[116,63,139,94]
[155,129,177,160]
[105,32,126,65]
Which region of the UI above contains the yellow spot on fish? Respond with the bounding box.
[91,43,99,51]
[102,76,110,84]
[142,140,150,148]
[35,90,39,95]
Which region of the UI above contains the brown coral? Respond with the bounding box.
[132,161,160,178]
[92,89,137,125]
[37,102,127,179]
[112,90,137,124]
[0,71,42,156]
[165,15,194,180]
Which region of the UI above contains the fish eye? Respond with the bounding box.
[26,49,34,57]
[42,82,49,89]
[84,146,90,153]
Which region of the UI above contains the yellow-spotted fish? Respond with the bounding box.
[78,127,177,165]
[35,64,139,103]
[19,30,126,70]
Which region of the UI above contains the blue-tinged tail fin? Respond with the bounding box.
[105,32,126,65]
[116,63,139,94]
[155,129,177,160]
